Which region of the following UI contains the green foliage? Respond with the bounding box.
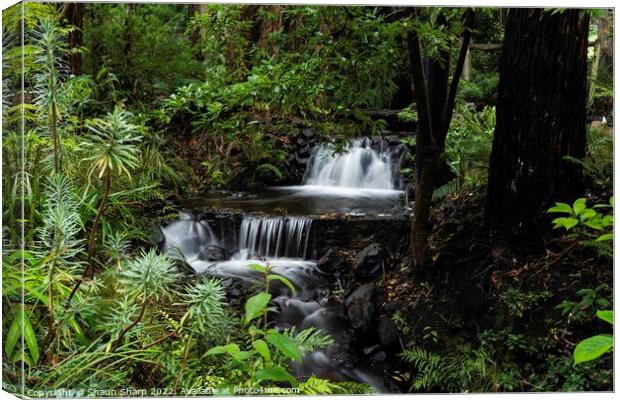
[401,345,500,392]
[500,289,552,318]
[548,197,613,258]
[565,126,613,191]
[433,105,495,201]
[556,284,611,323]
[83,107,142,180]
[119,249,177,302]
[573,310,613,366]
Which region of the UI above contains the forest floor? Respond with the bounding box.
[381,190,613,392]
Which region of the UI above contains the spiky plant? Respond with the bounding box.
[32,19,69,173]
[111,249,177,349]
[183,277,229,343]
[65,106,141,306]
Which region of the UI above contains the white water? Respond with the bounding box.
[238,216,313,259]
[303,138,398,190]
[161,214,314,276]
[160,212,218,260]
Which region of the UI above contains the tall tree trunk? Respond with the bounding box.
[64,3,84,75]
[408,9,474,269]
[485,9,589,237]
[187,3,208,62]
[258,5,284,58]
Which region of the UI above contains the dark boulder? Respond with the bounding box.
[375,315,399,350]
[344,283,375,332]
[302,128,315,138]
[317,248,350,274]
[198,244,229,261]
[352,243,389,281]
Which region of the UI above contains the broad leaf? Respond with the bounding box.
[552,217,578,230]
[265,331,303,362]
[255,366,297,386]
[573,334,613,365]
[23,315,39,364]
[596,310,613,325]
[596,233,613,242]
[252,339,272,362]
[245,292,271,324]
[5,310,22,358]
[267,274,297,295]
[573,198,587,215]
[548,202,572,214]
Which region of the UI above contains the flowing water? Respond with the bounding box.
[161,138,405,392]
[303,137,402,190]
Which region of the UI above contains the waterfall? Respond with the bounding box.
[238,216,313,259]
[160,212,218,261]
[303,138,400,190]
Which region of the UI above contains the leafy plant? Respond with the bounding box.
[556,284,611,323]
[500,289,552,318]
[573,310,613,365]
[548,197,613,257]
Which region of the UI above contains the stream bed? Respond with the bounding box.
[160,137,411,392]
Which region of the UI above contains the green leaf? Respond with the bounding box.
[5,310,22,359]
[548,202,573,214]
[573,334,613,365]
[245,292,271,324]
[580,209,597,220]
[248,263,268,274]
[267,274,297,295]
[252,339,272,363]
[265,331,303,362]
[23,313,39,364]
[596,310,613,325]
[573,198,587,215]
[552,217,579,230]
[255,366,297,386]
[596,233,613,242]
[205,343,241,357]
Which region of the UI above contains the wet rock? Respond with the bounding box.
[317,248,350,274]
[198,244,229,261]
[345,283,375,332]
[273,297,322,328]
[301,307,348,338]
[363,344,381,355]
[352,244,389,281]
[302,128,315,138]
[296,137,307,147]
[371,351,387,363]
[375,315,399,350]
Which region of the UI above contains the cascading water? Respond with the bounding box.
[302,138,404,190]
[160,212,390,392]
[160,136,405,392]
[238,216,313,259]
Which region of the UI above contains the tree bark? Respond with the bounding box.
[187,3,208,62]
[485,9,589,237]
[408,9,474,269]
[64,3,84,75]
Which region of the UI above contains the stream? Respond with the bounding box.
[160,137,409,392]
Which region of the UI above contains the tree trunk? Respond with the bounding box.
[408,9,474,269]
[188,3,208,62]
[64,3,84,75]
[485,9,589,237]
[258,5,283,57]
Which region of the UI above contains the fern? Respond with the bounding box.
[255,162,283,179]
[401,346,497,392]
[298,376,341,395]
[432,178,461,202]
[283,326,334,353]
